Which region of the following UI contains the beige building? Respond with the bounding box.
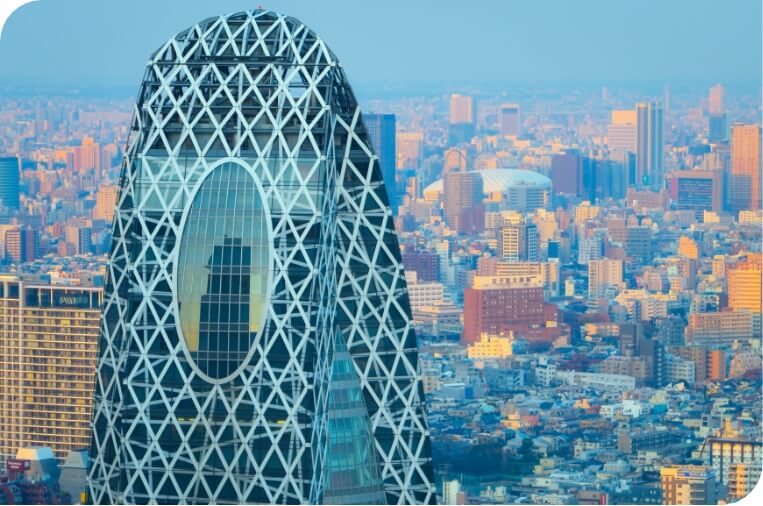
[588,258,624,301]
[660,465,719,505]
[93,184,119,222]
[467,333,513,359]
[687,311,753,348]
[727,253,762,337]
[729,124,761,212]
[0,276,102,463]
[449,94,475,125]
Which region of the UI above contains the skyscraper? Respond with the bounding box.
[88,10,435,505]
[728,124,762,213]
[364,114,398,209]
[671,169,723,219]
[500,103,520,137]
[708,84,727,141]
[443,171,484,233]
[0,276,102,464]
[607,110,637,154]
[449,93,476,144]
[0,156,20,210]
[636,101,664,189]
[588,258,624,301]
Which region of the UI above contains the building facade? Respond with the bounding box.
[636,102,664,189]
[0,276,101,464]
[0,156,20,210]
[87,10,435,505]
[728,124,761,213]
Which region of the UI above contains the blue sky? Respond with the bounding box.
[0,0,760,92]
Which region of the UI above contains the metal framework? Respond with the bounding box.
[87,9,435,505]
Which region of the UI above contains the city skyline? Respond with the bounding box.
[0,2,761,506]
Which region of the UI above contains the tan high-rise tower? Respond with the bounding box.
[729,124,762,213]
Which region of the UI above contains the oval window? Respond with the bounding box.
[176,162,270,380]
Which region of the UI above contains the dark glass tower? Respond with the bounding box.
[364,114,397,210]
[87,9,435,505]
[0,156,20,209]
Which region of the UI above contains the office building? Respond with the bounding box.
[397,131,424,169]
[498,222,539,262]
[402,249,441,282]
[671,169,723,218]
[0,156,20,210]
[449,94,476,144]
[588,259,624,301]
[500,103,520,137]
[4,227,38,263]
[93,184,119,222]
[727,253,762,337]
[88,11,435,505]
[462,276,558,345]
[0,276,102,464]
[364,113,397,208]
[443,171,484,233]
[687,311,754,348]
[708,84,727,141]
[660,465,719,505]
[636,101,664,189]
[551,152,583,197]
[728,124,761,213]
[625,225,653,263]
[608,109,638,153]
[582,158,627,202]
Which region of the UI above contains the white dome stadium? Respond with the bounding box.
[424,168,551,198]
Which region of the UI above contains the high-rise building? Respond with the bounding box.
[727,253,762,337]
[500,103,520,137]
[4,227,38,263]
[396,131,424,169]
[625,225,653,263]
[88,11,435,505]
[671,169,723,219]
[0,276,102,464]
[449,94,476,144]
[728,124,761,213]
[588,259,624,301]
[364,113,397,208]
[660,465,719,505]
[74,136,101,176]
[443,171,484,233]
[608,110,638,153]
[498,222,539,262]
[636,101,664,189]
[65,226,92,256]
[93,184,119,222]
[582,158,627,202]
[551,152,583,197]
[708,84,727,141]
[0,156,20,210]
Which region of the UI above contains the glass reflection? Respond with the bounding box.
[177,162,269,379]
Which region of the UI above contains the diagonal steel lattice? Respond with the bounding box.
[87,9,436,505]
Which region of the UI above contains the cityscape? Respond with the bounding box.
[0,1,762,505]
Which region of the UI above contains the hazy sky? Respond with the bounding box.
[0,0,760,93]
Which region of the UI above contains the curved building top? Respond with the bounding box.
[424,168,552,197]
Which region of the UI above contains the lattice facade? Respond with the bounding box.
[87,9,435,505]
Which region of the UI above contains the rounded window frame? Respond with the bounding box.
[172,158,274,385]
